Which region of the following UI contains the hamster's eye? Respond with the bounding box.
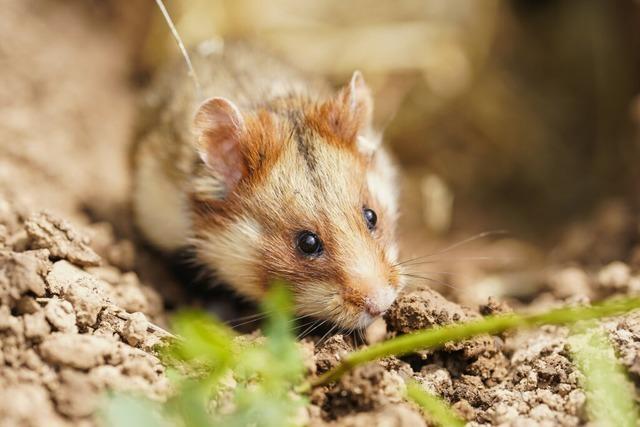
[297,231,323,256]
[363,207,377,230]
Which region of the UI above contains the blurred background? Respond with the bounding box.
[132,0,640,307]
[130,0,640,243]
[3,0,640,307]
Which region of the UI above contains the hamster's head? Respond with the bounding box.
[189,72,403,330]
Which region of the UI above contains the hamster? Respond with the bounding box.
[132,42,403,330]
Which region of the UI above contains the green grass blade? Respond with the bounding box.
[406,381,465,427]
[307,297,640,388]
[568,325,639,427]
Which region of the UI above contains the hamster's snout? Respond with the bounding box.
[362,286,397,317]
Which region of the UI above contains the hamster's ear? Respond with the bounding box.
[343,70,373,129]
[329,71,377,154]
[193,97,247,190]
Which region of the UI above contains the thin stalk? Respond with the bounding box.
[406,381,465,427]
[302,297,640,389]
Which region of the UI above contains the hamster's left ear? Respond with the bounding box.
[342,70,373,130]
[328,71,377,154]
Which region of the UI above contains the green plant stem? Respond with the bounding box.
[406,381,465,427]
[568,325,640,426]
[302,297,640,390]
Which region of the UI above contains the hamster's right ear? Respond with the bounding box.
[193,97,248,191]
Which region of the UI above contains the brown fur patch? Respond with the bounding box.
[342,285,367,309]
[190,109,289,220]
[305,85,371,151]
[241,110,288,181]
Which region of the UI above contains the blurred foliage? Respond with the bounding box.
[568,324,640,427]
[102,283,306,427]
[102,394,170,427]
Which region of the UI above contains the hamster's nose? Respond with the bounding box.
[364,301,385,317]
[363,286,397,317]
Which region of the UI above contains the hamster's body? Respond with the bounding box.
[133,42,403,329]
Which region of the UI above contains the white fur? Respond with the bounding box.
[367,146,398,221]
[356,312,376,329]
[356,134,380,156]
[133,152,191,251]
[386,242,400,265]
[194,215,263,300]
[366,286,397,313]
[348,244,379,280]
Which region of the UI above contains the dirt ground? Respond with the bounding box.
[1,1,640,426]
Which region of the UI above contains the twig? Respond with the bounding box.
[154,0,202,100]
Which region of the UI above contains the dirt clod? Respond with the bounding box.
[0,201,167,425]
[45,298,78,333]
[25,212,101,267]
[548,267,593,300]
[122,312,149,347]
[385,287,468,334]
[315,335,354,374]
[0,250,50,302]
[39,333,114,369]
[322,363,405,419]
[479,297,513,316]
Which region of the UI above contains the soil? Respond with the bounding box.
[2,1,640,426]
[0,204,171,426]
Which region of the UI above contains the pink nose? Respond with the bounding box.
[364,303,386,317]
[363,287,396,317]
[362,286,396,317]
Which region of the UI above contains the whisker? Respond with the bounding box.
[293,317,320,332]
[297,318,326,340]
[397,256,511,269]
[296,321,318,340]
[227,314,269,328]
[317,324,338,346]
[400,269,457,276]
[225,311,270,325]
[400,273,459,290]
[299,305,345,341]
[289,309,326,324]
[393,230,508,268]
